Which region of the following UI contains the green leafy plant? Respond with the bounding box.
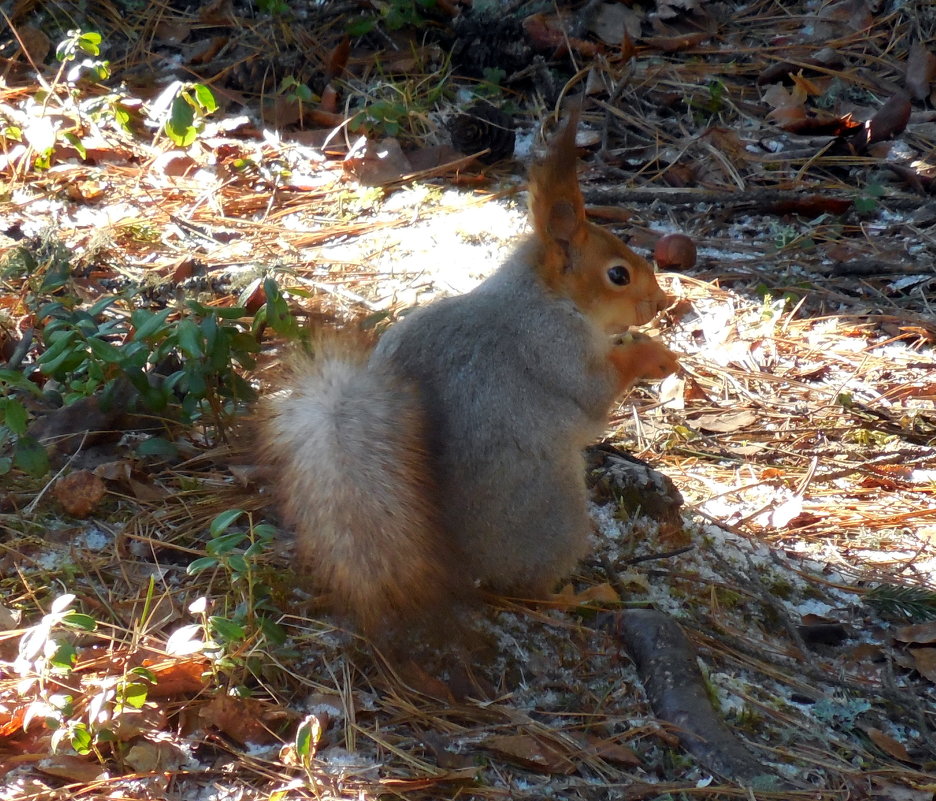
[155,82,218,147]
[256,0,290,13]
[278,76,316,119]
[33,296,258,424]
[188,510,285,652]
[13,30,111,171]
[346,0,437,35]
[15,594,101,754]
[349,65,451,140]
[0,267,312,476]
[854,182,885,214]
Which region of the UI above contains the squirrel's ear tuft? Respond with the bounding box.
[528,107,586,259]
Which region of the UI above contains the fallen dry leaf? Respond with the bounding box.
[143,657,210,697]
[198,694,292,745]
[554,582,621,606]
[909,647,936,682]
[894,621,936,645]
[906,42,936,101]
[865,727,914,763]
[690,409,757,433]
[580,734,641,767]
[483,734,576,774]
[35,755,106,783]
[344,137,413,186]
[110,704,168,741]
[642,32,710,52]
[15,24,50,64]
[124,739,190,772]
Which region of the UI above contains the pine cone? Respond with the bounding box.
[448,102,516,164]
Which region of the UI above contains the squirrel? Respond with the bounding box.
[259,113,678,641]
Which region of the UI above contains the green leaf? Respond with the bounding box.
[87,337,124,363]
[71,723,93,754]
[120,681,149,709]
[14,437,49,477]
[78,32,102,54]
[209,616,245,642]
[193,84,218,113]
[207,531,246,556]
[165,94,197,147]
[62,612,97,631]
[1,399,29,436]
[0,369,42,395]
[136,437,178,458]
[130,666,157,683]
[346,16,376,36]
[38,342,84,376]
[49,642,78,671]
[227,554,248,575]
[176,318,203,358]
[63,133,87,160]
[259,616,287,645]
[131,308,173,342]
[38,331,77,364]
[187,556,219,575]
[0,456,12,475]
[87,295,121,317]
[210,509,245,537]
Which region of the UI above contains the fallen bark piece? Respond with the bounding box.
[615,608,785,787]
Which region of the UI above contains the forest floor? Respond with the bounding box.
[1,1,936,799]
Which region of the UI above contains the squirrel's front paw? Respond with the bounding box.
[610,337,679,388]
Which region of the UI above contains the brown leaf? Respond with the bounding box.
[199,694,291,745]
[128,477,168,502]
[0,704,27,737]
[15,24,50,64]
[586,3,641,45]
[580,734,641,767]
[858,464,914,490]
[765,195,853,217]
[53,470,107,518]
[154,21,191,45]
[111,704,168,741]
[866,93,912,145]
[553,582,621,607]
[186,35,227,65]
[642,32,710,52]
[397,660,456,703]
[35,755,106,783]
[842,94,912,155]
[124,739,190,772]
[483,734,576,774]
[199,0,234,24]
[906,42,936,101]
[344,138,413,186]
[789,72,824,96]
[690,409,757,433]
[865,727,914,763]
[522,13,599,57]
[319,84,339,115]
[909,647,936,683]
[846,642,884,663]
[326,36,350,81]
[894,621,936,645]
[143,657,210,697]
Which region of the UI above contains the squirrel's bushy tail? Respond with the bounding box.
[259,343,459,637]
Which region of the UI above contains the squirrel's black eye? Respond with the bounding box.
[607,265,631,286]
